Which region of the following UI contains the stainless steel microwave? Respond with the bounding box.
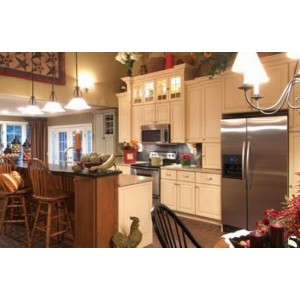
[141,124,170,144]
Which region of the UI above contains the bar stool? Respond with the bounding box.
[0,156,32,246]
[28,158,74,248]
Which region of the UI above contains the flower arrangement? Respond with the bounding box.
[121,140,141,151]
[180,153,192,167]
[180,153,192,160]
[191,52,236,79]
[115,52,142,76]
[256,172,300,240]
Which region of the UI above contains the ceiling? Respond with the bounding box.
[0,94,104,118]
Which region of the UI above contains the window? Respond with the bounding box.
[48,124,92,165]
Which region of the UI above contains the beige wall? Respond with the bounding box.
[47,112,94,126]
[0,52,126,108]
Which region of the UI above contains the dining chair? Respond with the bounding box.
[0,156,32,246]
[27,158,74,248]
[151,203,203,248]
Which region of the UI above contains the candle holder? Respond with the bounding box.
[269,222,285,248]
[250,230,264,248]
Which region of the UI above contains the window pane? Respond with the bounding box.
[58,132,68,164]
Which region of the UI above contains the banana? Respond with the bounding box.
[89,154,116,172]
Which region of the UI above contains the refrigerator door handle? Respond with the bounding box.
[246,141,251,189]
[242,141,246,187]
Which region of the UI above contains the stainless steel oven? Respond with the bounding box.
[130,164,160,198]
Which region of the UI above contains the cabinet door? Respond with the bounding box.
[202,80,222,142]
[161,179,177,210]
[94,114,105,153]
[132,82,143,105]
[142,104,156,125]
[118,94,131,143]
[222,72,252,113]
[195,183,221,220]
[143,80,155,104]
[202,142,221,169]
[155,102,170,124]
[169,75,182,101]
[170,100,185,143]
[132,106,142,141]
[289,132,300,197]
[115,165,131,175]
[156,77,168,102]
[177,181,195,214]
[186,86,203,142]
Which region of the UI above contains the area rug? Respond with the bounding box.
[0,52,66,85]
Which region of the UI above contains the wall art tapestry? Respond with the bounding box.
[0,52,66,85]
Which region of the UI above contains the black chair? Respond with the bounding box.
[151,203,202,248]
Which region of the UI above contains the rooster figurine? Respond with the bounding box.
[112,216,142,248]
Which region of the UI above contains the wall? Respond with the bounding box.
[0,52,126,108]
[47,112,94,126]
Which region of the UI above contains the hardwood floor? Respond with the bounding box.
[0,215,223,248]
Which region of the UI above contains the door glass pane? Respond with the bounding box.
[6,125,22,145]
[58,132,68,164]
[51,131,56,164]
[87,129,92,153]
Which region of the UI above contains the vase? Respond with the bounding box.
[165,53,175,69]
[181,158,191,167]
[123,149,137,164]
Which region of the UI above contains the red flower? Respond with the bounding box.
[180,153,191,159]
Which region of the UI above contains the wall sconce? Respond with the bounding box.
[78,73,95,93]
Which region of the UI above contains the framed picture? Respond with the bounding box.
[0,52,66,85]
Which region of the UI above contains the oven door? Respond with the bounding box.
[130,166,159,198]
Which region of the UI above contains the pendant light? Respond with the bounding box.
[65,52,91,110]
[42,52,65,113]
[22,53,44,115]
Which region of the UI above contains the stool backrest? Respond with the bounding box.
[27,158,56,198]
[0,156,16,174]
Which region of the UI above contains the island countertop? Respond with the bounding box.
[16,160,122,178]
[118,174,153,187]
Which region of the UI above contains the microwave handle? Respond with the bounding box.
[164,129,169,143]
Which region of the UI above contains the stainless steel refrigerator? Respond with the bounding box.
[221,111,288,231]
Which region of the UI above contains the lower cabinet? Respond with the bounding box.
[161,168,221,221]
[116,165,131,175]
[202,142,221,169]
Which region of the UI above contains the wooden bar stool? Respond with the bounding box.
[0,156,32,246]
[28,158,74,248]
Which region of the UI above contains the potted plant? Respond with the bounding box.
[121,140,141,164]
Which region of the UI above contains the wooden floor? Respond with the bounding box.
[0,216,223,248]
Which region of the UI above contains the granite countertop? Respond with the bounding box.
[118,174,153,187]
[16,160,122,178]
[160,164,221,175]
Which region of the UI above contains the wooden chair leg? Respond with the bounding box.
[30,202,41,248]
[21,196,31,247]
[0,198,8,236]
[63,199,74,238]
[45,203,52,248]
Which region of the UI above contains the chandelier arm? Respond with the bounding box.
[286,78,300,109]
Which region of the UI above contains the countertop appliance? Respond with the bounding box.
[221,111,288,232]
[131,151,177,200]
[141,124,170,144]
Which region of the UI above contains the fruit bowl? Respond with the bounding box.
[229,234,250,248]
[82,162,102,171]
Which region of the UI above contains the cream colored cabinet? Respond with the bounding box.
[202,143,221,169]
[117,93,131,143]
[186,77,222,143]
[160,169,195,215]
[118,181,153,248]
[289,132,300,197]
[170,100,185,143]
[116,165,131,175]
[142,102,170,125]
[195,173,221,220]
[132,79,155,105]
[132,106,142,141]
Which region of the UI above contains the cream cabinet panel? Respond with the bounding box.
[116,165,131,175]
[177,182,195,214]
[118,182,153,248]
[142,103,169,125]
[289,132,300,197]
[195,183,221,220]
[186,87,203,142]
[142,104,155,125]
[259,62,288,109]
[117,93,131,143]
[161,169,177,180]
[177,170,195,183]
[132,106,142,141]
[222,72,252,113]
[202,80,222,142]
[161,179,177,210]
[170,100,185,143]
[202,142,221,169]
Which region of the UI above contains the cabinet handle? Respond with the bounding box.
[166,173,172,176]
[183,175,189,178]
[206,177,213,181]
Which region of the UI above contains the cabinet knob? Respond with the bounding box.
[206,177,213,181]
[166,173,171,176]
[289,185,293,188]
[183,175,189,178]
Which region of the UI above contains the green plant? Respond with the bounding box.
[191,52,236,78]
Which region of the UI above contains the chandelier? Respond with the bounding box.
[232,52,300,115]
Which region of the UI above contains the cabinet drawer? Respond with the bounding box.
[161,169,177,180]
[196,173,221,185]
[177,171,195,183]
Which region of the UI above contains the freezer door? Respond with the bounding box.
[221,118,247,229]
[246,115,288,230]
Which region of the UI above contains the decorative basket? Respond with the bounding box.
[123,150,137,164]
[146,57,165,73]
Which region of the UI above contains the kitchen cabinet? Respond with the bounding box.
[132,105,142,141]
[195,173,221,220]
[202,142,221,170]
[94,109,118,154]
[142,102,170,125]
[117,92,131,143]
[289,132,300,197]
[161,169,195,215]
[118,179,153,248]
[170,100,185,143]
[115,164,131,175]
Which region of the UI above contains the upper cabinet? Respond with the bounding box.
[117,92,131,143]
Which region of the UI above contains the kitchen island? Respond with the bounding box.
[16,161,153,248]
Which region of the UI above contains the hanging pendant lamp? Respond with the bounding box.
[22,53,44,115]
[42,53,65,113]
[65,52,91,110]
